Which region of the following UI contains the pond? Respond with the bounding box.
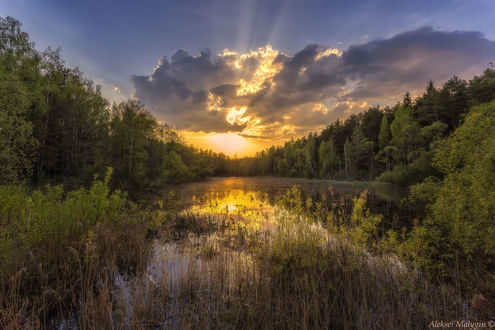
[155,176,412,229]
[108,177,415,328]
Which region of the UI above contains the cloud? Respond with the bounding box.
[132,27,495,139]
[340,26,495,102]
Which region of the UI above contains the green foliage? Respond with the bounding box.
[378,120,447,185]
[415,80,438,126]
[434,76,469,130]
[0,168,126,272]
[277,185,306,216]
[468,65,495,106]
[267,214,327,275]
[318,139,338,178]
[109,100,157,186]
[390,106,421,163]
[409,100,495,288]
[0,73,38,183]
[348,191,383,249]
[0,16,226,189]
[378,115,390,150]
[349,127,374,179]
[233,64,495,184]
[162,150,189,183]
[277,158,288,175]
[4,15,495,191]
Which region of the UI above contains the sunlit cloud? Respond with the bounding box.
[207,92,223,111]
[315,47,342,60]
[235,45,282,96]
[226,106,249,125]
[132,26,495,155]
[241,117,264,137]
[313,103,329,115]
[281,125,296,135]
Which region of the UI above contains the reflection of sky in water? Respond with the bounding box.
[111,177,408,326]
[184,189,275,233]
[166,177,368,203]
[188,190,269,214]
[160,177,405,213]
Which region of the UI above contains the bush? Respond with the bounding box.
[0,168,150,327]
[409,100,495,289]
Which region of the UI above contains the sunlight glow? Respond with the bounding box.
[313,103,329,114]
[226,107,250,125]
[208,132,249,156]
[236,45,282,96]
[241,117,263,136]
[185,189,274,232]
[183,130,280,157]
[181,45,347,155]
[315,47,342,60]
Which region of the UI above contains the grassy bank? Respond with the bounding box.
[0,178,477,328]
[0,170,151,328]
[118,210,470,329]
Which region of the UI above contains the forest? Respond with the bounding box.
[0,16,229,191]
[231,68,495,186]
[2,14,495,191]
[1,15,495,328]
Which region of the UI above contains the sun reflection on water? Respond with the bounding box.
[182,189,276,234]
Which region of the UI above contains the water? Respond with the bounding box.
[110,177,411,327]
[155,176,410,228]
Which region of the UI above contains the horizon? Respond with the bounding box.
[2,0,495,156]
[2,3,495,326]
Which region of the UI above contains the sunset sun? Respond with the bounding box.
[1,1,495,327]
[208,132,249,156]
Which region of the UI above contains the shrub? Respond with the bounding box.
[409,100,495,289]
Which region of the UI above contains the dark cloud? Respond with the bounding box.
[210,84,238,97]
[132,27,495,137]
[340,26,495,101]
[273,44,319,88]
[131,49,238,132]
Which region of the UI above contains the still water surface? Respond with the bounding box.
[57,177,410,328]
[158,176,409,226]
[104,178,411,328]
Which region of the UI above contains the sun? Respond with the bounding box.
[208,132,249,156]
[182,130,276,157]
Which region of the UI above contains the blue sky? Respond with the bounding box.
[2,0,495,154]
[2,0,494,100]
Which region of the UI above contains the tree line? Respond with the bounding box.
[0,16,229,190]
[2,14,495,194]
[2,14,495,292]
[231,67,495,186]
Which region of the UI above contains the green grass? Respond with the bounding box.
[0,169,150,328]
[0,178,479,328]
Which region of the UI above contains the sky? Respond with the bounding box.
[1,0,495,156]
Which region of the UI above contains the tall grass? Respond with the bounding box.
[0,181,476,328]
[83,207,472,329]
[0,169,150,328]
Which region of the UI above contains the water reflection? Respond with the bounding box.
[111,178,412,327]
[158,177,411,230]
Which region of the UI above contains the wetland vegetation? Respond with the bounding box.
[1,16,495,328]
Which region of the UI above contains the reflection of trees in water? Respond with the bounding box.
[158,177,413,230]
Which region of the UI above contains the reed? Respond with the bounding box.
[0,181,475,329]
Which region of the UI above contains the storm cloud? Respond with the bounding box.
[132,27,495,139]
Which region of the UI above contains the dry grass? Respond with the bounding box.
[0,183,476,329]
[53,210,474,329]
[0,221,150,329]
